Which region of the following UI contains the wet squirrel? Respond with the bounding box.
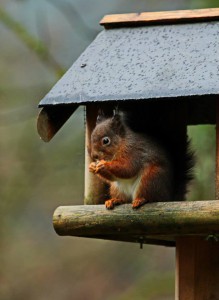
[89,110,194,209]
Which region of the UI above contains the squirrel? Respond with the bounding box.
[89,109,194,209]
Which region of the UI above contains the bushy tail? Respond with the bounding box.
[170,136,195,201]
[121,101,195,201]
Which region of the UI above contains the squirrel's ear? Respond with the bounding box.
[113,106,119,117]
[112,109,125,123]
[96,109,105,124]
[112,113,126,136]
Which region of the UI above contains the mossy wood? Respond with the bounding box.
[53,201,219,246]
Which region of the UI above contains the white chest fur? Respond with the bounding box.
[114,175,141,200]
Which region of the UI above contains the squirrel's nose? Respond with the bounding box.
[91,153,99,161]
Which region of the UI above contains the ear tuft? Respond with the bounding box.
[111,112,126,137]
[96,109,106,124]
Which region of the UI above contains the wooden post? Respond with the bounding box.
[175,101,219,300]
[216,101,219,201]
[176,237,219,299]
[84,104,108,204]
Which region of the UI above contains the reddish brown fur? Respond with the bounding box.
[133,164,162,208]
[105,198,128,209]
[89,113,175,209]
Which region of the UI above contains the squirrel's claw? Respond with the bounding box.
[132,198,148,209]
[95,160,106,173]
[105,199,115,209]
[89,162,97,173]
[89,160,107,174]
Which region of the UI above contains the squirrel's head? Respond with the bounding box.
[89,111,126,162]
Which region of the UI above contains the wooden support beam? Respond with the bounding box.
[37,105,78,142]
[84,104,109,204]
[176,237,219,299]
[216,101,219,200]
[53,201,219,246]
[175,100,219,300]
[100,8,219,29]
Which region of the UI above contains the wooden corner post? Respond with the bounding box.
[175,101,219,300]
[84,104,108,204]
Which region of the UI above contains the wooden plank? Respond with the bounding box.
[175,99,219,299]
[175,237,196,299]
[100,8,219,29]
[216,101,219,200]
[84,104,107,204]
[53,201,219,240]
[176,237,219,299]
[73,234,175,247]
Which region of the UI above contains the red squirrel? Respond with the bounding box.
[89,110,194,209]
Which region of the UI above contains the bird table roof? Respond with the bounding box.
[37,8,219,141]
[39,8,219,107]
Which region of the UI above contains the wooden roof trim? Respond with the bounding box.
[100,8,219,29]
[37,105,78,142]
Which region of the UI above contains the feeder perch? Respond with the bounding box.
[37,8,219,299]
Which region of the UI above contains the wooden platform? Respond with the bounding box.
[53,200,219,247]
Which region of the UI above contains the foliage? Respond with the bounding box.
[0,6,64,77]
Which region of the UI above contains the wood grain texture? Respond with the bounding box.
[84,104,104,204]
[53,201,219,245]
[176,237,219,300]
[84,104,110,204]
[37,105,78,142]
[216,100,219,200]
[100,8,219,28]
[175,100,219,300]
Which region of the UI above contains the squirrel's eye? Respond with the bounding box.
[102,136,111,146]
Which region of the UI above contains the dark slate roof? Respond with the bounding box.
[39,21,219,107]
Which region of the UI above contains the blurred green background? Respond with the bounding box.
[0,1,217,299]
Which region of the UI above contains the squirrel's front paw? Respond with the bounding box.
[89,162,97,173]
[89,160,107,174]
[95,160,107,173]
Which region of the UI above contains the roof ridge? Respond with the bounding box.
[100,8,219,29]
